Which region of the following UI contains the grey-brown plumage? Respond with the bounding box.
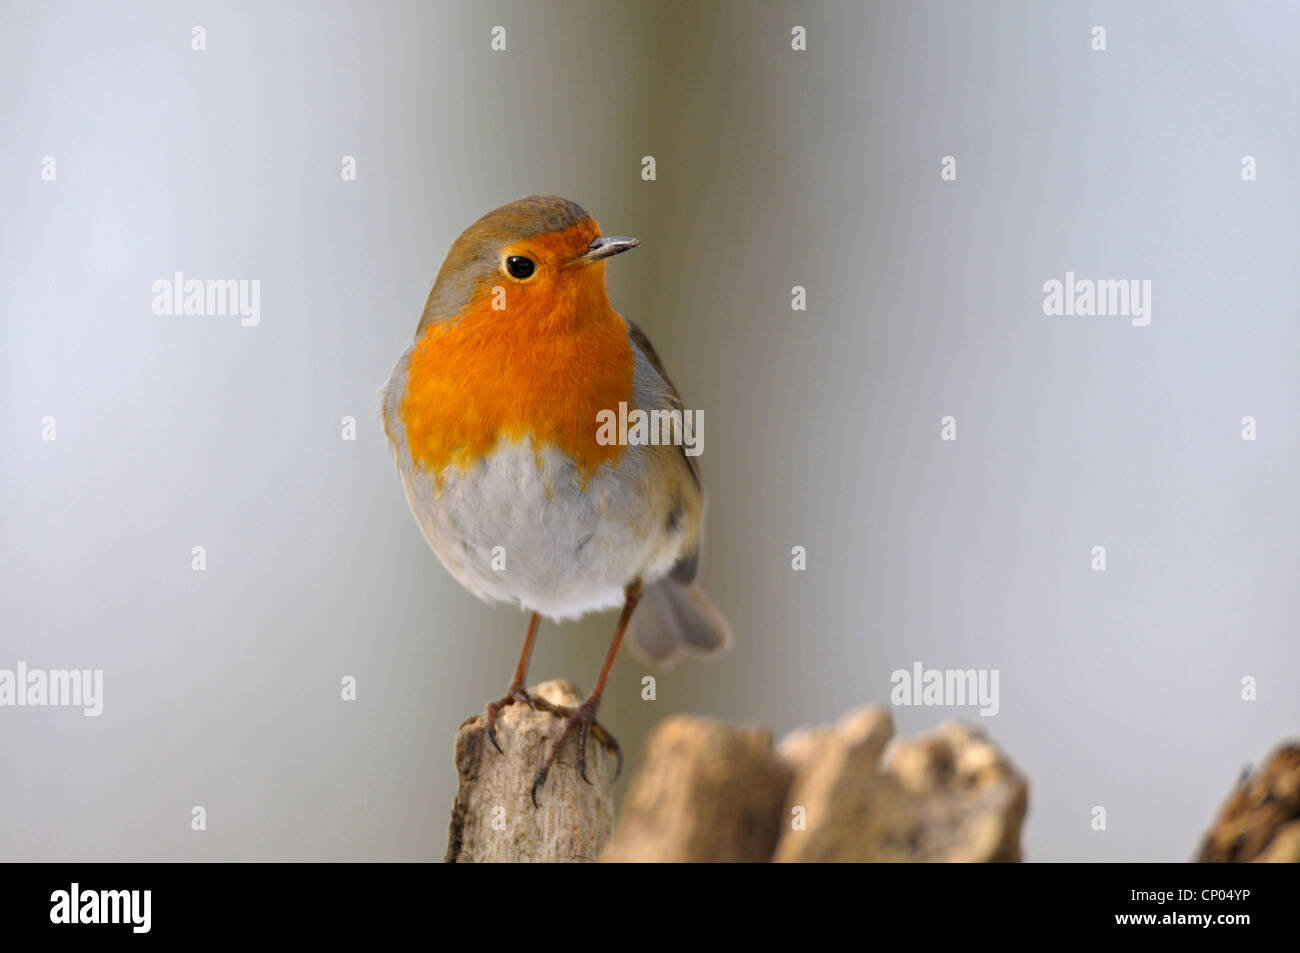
[418,195,592,333]
[384,193,730,799]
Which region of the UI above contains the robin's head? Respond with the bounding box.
[418,195,638,333]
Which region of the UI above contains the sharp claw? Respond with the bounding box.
[576,723,591,784]
[484,689,534,754]
[520,697,621,801]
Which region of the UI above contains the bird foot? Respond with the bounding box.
[483,686,540,754]
[529,697,622,807]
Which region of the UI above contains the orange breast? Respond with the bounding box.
[399,277,635,485]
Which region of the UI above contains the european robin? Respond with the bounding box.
[382,195,731,803]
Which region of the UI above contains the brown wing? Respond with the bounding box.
[625,318,703,583]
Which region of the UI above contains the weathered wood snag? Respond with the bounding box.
[601,705,1028,862]
[1197,742,1300,863]
[600,716,794,862]
[771,706,894,862]
[445,678,614,863]
[775,711,1028,861]
[446,690,1031,862]
[446,687,1296,863]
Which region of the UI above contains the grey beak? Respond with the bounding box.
[577,235,639,264]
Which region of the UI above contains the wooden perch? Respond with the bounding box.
[447,689,1029,862]
[602,705,1028,862]
[600,716,794,862]
[1197,742,1300,863]
[446,684,1296,862]
[775,713,1027,861]
[445,678,614,863]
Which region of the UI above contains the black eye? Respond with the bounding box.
[505,256,535,279]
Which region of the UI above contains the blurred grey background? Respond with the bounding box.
[2,0,1297,862]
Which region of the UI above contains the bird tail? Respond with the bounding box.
[626,579,732,669]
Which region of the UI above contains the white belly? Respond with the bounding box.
[396,436,690,620]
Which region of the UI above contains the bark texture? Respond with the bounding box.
[601,705,1028,862]
[599,716,794,862]
[1197,743,1300,863]
[445,678,614,863]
